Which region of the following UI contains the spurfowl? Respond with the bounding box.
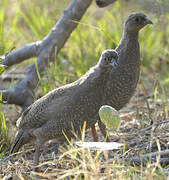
[91,13,153,141]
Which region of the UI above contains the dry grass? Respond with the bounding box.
[0,76,169,179]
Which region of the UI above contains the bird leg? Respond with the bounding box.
[33,145,40,169]
[91,125,98,142]
[100,128,110,142]
[98,120,110,142]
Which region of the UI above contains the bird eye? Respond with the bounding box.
[104,57,109,63]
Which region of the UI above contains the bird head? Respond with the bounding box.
[99,49,119,69]
[124,13,153,34]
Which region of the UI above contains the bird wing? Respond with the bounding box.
[16,105,32,127]
[17,85,76,129]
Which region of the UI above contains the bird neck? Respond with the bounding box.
[116,30,140,65]
[122,30,138,40]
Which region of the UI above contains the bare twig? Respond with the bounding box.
[127,149,169,166]
[140,119,169,132]
[140,149,169,158]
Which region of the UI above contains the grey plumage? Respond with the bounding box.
[10,50,118,164]
[106,13,153,109]
[97,13,153,135]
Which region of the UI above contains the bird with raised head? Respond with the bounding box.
[10,50,119,166]
[91,13,153,141]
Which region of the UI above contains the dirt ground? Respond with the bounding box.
[0,60,168,179]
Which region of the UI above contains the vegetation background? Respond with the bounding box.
[0,0,169,179]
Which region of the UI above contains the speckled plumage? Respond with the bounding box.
[97,13,153,135]
[10,50,118,162]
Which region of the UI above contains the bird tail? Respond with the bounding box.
[10,130,32,153]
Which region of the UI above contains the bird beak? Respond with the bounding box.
[110,58,118,67]
[145,18,153,25]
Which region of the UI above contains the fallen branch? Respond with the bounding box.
[1,0,117,111]
[2,0,93,110]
